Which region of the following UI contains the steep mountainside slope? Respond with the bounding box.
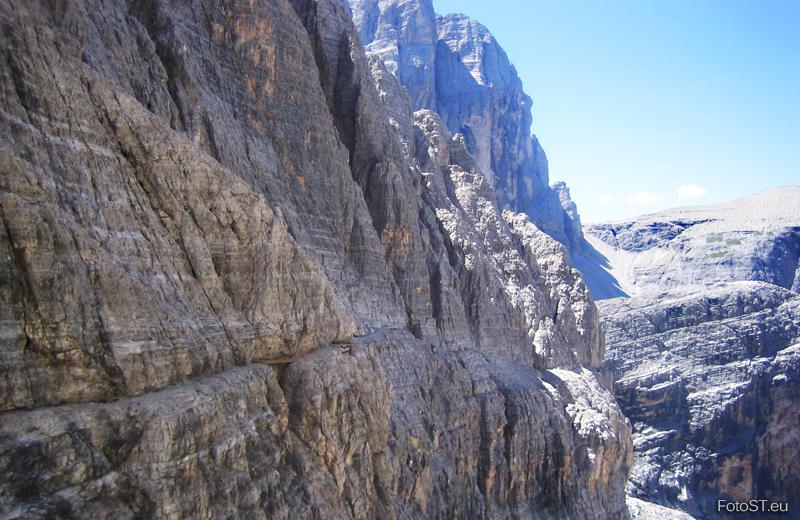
[348,0,586,252]
[0,1,631,518]
[585,187,800,517]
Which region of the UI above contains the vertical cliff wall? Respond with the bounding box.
[0,0,631,518]
[347,0,587,253]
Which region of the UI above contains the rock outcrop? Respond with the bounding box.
[586,188,800,517]
[347,0,587,252]
[0,0,632,518]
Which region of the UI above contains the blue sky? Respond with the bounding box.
[434,0,800,222]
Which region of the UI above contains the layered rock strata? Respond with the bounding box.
[586,188,800,517]
[347,0,586,251]
[0,0,631,518]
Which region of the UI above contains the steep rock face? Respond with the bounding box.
[1,330,632,519]
[357,331,631,519]
[0,347,396,519]
[586,189,800,517]
[413,110,600,369]
[289,0,436,338]
[546,181,585,252]
[0,3,359,410]
[603,284,800,516]
[0,0,632,518]
[347,0,587,252]
[124,0,409,330]
[350,0,437,109]
[433,14,532,195]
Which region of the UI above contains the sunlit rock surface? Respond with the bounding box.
[348,0,586,252]
[586,188,800,517]
[0,0,632,517]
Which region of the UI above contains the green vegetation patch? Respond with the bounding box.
[726,238,742,246]
[709,251,730,259]
[706,235,724,243]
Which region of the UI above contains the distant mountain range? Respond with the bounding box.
[585,187,800,517]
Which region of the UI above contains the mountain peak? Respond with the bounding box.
[349,0,586,251]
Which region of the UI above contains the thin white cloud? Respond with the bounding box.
[597,195,617,204]
[626,191,664,205]
[678,184,708,200]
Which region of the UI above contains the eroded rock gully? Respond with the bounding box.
[0,1,632,518]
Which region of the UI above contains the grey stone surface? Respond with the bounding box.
[0,7,359,409]
[583,187,800,298]
[626,496,695,520]
[1,331,632,519]
[586,189,800,517]
[0,0,632,518]
[413,109,600,370]
[350,0,438,110]
[347,0,586,252]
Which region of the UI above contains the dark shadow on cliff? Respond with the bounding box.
[570,239,629,300]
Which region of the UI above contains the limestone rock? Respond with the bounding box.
[412,109,601,370]
[0,27,356,410]
[0,0,632,518]
[347,0,588,252]
[587,188,800,517]
[627,496,695,519]
[350,0,438,110]
[583,187,800,298]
